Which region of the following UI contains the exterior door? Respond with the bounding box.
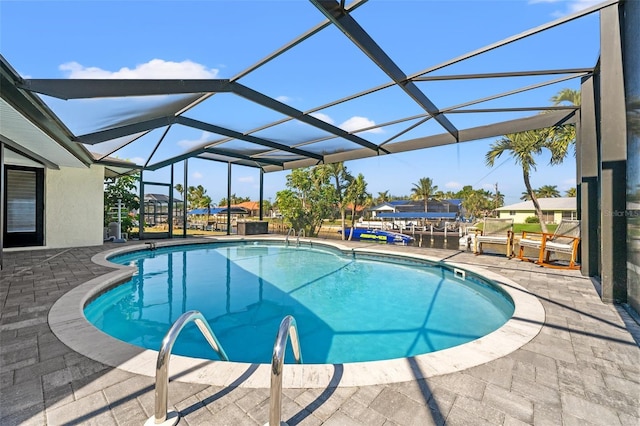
[3,166,44,247]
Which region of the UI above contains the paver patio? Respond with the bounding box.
[1,237,638,425]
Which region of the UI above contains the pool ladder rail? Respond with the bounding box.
[285,227,296,246]
[145,311,303,426]
[145,310,228,426]
[285,228,306,247]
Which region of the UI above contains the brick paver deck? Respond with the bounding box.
[1,238,638,425]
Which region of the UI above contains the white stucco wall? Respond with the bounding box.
[45,165,104,248]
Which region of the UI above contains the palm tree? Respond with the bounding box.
[411,177,438,212]
[376,190,390,204]
[537,185,561,198]
[520,190,537,201]
[565,187,577,197]
[345,174,369,240]
[173,183,186,220]
[548,88,580,163]
[550,88,581,106]
[486,130,555,232]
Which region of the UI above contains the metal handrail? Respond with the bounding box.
[285,227,296,245]
[145,310,229,426]
[296,229,305,247]
[267,315,303,426]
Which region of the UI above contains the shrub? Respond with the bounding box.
[525,216,540,223]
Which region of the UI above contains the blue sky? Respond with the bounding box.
[1,0,602,206]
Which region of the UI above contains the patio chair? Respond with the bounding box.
[517,219,581,269]
[473,218,514,257]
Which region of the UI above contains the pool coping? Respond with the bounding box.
[49,236,545,389]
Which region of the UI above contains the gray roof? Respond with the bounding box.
[497,197,577,211]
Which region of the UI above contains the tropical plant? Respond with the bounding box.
[316,162,353,240]
[104,173,140,229]
[547,88,580,162]
[537,185,561,198]
[275,167,336,237]
[218,194,250,206]
[550,88,581,106]
[410,177,438,212]
[486,130,563,233]
[187,185,212,222]
[376,190,391,204]
[344,173,370,240]
[565,187,577,197]
[457,186,495,218]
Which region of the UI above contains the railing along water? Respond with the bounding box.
[145,310,229,426]
[266,315,303,426]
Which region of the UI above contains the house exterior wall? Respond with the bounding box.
[45,165,104,248]
[498,210,576,224]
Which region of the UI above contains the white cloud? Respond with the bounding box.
[529,0,601,15]
[276,95,292,103]
[59,59,220,79]
[129,156,146,165]
[177,132,213,149]
[238,176,254,183]
[339,116,384,134]
[310,112,335,125]
[445,181,462,190]
[192,172,203,179]
[567,0,602,13]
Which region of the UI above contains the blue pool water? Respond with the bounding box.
[85,242,514,364]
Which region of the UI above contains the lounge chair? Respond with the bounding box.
[474,218,514,257]
[517,219,581,269]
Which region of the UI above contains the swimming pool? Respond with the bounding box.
[84,241,514,364]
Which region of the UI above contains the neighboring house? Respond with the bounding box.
[497,197,577,224]
[142,193,183,226]
[232,201,261,217]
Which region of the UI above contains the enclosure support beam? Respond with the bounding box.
[599,3,627,303]
[139,170,145,240]
[227,163,232,236]
[578,75,599,277]
[183,160,188,238]
[259,169,264,221]
[169,165,174,239]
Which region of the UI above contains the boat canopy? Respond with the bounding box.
[376,212,458,220]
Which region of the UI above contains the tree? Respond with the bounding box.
[376,190,390,204]
[174,183,184,199]
[411,177,438,212]
[486,130,563,233]
[316,162,353,240]
[275,167,336,237]
[104,174,140,231]
[456,186,494,218]
[188,185,212,222]
[550,88,581,106]
[565,187,577,197]
[537,185,561,198]
[547,88,580,163]
[344,173,370,240]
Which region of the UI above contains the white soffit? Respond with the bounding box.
[0,98,86,169]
